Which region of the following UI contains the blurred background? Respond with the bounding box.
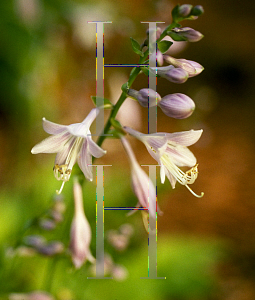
[1,0,255,299]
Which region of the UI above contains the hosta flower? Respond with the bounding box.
[31,108,106,194]
[124,127,204,197]
[121,136,156,218]
[70,177,95,268]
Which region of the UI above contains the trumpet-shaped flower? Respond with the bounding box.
[70,178,95,268]
[31,108,106,194]
[121,136,156,219]
[124,127,204,198]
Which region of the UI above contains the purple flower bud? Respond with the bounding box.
[39,218,56,231]
[37,241,64,256]
[178,4,193,17]
[158,93,195,119]
[164,67,189,84]
[172,27,204,42]
[177,59,204,77]
[23,235,46,248]
[163,55,204,77]
[127,88,161,107]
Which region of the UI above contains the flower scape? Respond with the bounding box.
[29,3,205,272]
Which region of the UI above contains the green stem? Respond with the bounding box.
[96,64,142,147]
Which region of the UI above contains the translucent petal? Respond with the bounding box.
[165,129,203,146]
[67,108,98,138]
[77,140,93,181]
[42,118,68,135]
[54,137,75,165]
[165,146,197,167]
[87,137,106,158]
[31,132,71,154]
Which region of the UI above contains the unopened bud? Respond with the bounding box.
[158,66,189,84]
[178,4,193,17]
[158,93,195,119]
[191,5,204,16]
[70,178,95,268]
[163,55,204,77]
[39,218,56,231]
[23,235,46,249]
[127,88,161,107]
[171,27,204,42]
[37,241,64,256]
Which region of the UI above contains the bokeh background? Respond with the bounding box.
[1,0,255,299]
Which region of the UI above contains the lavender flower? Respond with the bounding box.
[124,127,204,197]
[31,108,106,194]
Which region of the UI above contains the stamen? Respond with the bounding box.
[56,181,65,195]
[185,184,204,198]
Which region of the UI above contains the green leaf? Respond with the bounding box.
[167,31,187,42]
[157,40,173,54]
[91,96,113,109]
[130,37,144,57]
[171,4,180,23]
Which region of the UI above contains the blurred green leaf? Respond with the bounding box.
[130,37,144,57]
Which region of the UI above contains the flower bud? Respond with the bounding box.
[39,218,56,231]
[37,241,64,256]
[159,67,189,84]
[178,4,193,17]
[163,55,204,77]
[171,27,204,42]
[177,59,204,77]
[158,93,195,119]
[69,178,95,268]
[191,5,204,16]
[23,235,46,248]
[127,88,161,107]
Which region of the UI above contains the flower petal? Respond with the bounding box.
[54,137,76,165]
[165,129,203,146]
[77,140,93,181]
[31,132,71,154]
[166,146,197,167]
[87,137,106,158]
[42,118,68,135]
[67,108,99,138]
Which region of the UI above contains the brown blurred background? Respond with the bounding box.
[1,0,255,299]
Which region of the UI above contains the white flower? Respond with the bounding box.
[121,136,156,218]
[124,127,204,198]
[31,108,106,194]
[70,177,95,269]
